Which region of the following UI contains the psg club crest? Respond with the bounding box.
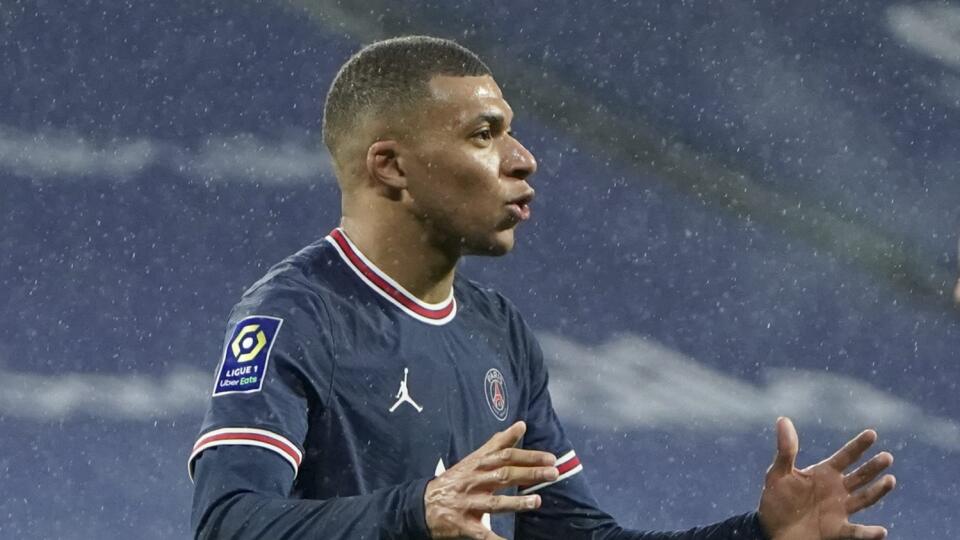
[484,368,509,421]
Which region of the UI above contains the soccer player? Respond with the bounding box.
[190,36,896,539]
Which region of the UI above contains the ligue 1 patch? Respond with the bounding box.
[212,316,283,396]
[484,368,509,421]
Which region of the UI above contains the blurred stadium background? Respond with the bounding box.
[2,0,959,537]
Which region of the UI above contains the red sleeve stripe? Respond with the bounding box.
[519,450,583,494]
[188,427,302,481]
[557,455,582,475]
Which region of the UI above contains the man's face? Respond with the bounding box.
[398,75,538,256]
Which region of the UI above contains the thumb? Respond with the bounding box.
[769,416,798,477]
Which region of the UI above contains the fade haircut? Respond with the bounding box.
[322,36,492,161]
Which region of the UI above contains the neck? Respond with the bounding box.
[339,214,458,305]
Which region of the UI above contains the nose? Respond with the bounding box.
[502,137,538,181]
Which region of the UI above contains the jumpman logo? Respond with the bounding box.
[389,367,423,413]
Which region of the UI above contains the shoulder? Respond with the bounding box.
[455,277,522,324]
[228,238,344,342]
[455,277,538,350]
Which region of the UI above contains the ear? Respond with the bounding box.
[365,140,407,198]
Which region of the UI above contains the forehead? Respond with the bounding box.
[425,75,513,126]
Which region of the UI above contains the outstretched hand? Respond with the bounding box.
[424,421,558,540]
[758,417,896,540]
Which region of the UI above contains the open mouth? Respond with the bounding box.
[506,192,534,223]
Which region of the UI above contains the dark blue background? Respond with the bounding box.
[2,1,957,537]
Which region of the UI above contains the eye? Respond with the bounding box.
[473,128,493,141]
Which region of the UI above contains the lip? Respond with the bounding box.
[505,190,535,223]
[506,202,531,222]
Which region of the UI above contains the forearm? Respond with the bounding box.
[192,446,431,540]
[196,482,430,539]
[517,485,768,540]
[590,512,769,540]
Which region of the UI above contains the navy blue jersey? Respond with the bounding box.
[190,228,767,540]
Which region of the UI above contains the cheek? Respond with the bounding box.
[452,154,502,199]
[422,153,501,204]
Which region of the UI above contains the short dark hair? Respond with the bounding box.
[322,36,492,160]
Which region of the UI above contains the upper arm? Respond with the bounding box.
[189,283,337,491]
[518,323,584,494]
[516,321,621,538]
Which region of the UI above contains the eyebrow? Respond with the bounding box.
[473,112,508,131]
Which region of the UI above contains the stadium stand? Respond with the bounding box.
[1,0,957,537]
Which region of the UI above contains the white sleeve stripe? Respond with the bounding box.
[520,463,584,494]
[187,427,302,482]
[192,427,303,460]
[554,449,576,466]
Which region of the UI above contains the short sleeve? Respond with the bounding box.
[188,281,336,481]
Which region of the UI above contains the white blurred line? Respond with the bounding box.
[888,3,960,70]
[1,370,209,420]
[0,124,333,183]
[541,333,960,452]
[5,333,959,455]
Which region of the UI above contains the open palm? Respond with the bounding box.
[758,417,896,540]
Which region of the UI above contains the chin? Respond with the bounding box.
[462,229,516,257]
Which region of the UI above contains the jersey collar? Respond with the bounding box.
[326,228,457,326]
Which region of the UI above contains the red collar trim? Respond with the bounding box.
[326,228,457,325]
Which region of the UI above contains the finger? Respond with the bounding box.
[472,421,527,458]
[476,447,557,470]
[839,522,888,539]
[844,452,893,491]
[846,474,896,515]
[466,493,542,514]
[460,521,507,540]
[768,416,799,477]
[828,429,878,472]
[475,465,559,489]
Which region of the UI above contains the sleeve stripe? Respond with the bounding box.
[188,427,302,481]
[519,451,582,494]
[557,456,581,476]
